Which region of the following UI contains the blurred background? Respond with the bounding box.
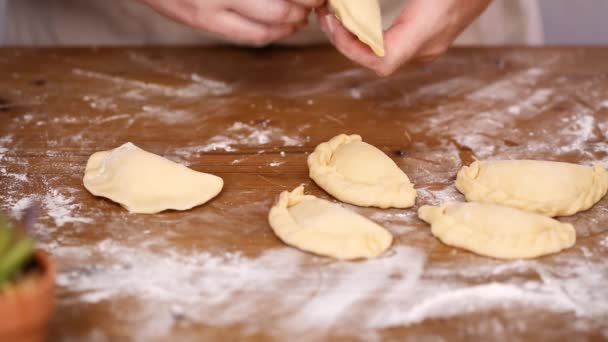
[0,0,606,45]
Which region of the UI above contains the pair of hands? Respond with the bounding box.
[139,0,491,76]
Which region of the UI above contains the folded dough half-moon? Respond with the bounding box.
[83,142,223,214]
[308,134,416,208]
[268,186,392,260]
[456,160,608,217]
[328,0,385,56]
[418,202,576,260]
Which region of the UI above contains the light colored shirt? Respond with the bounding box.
[4,0,543,46]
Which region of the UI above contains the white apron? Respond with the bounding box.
[4,0,543,46]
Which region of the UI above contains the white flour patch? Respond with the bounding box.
[417,186,464,205]
[507,88,555,119]
[49,234,608,340]
[83,95,118,111]
[175,121,304,156]
[601,100,608,109]
[468,68,545,102]
[281,135,303,146]
[417,76,483,97]
[559,111,596,155]
[72,68,231,98]
[43,189,93,227]
[269,161,284,167]
[0,135,13,160]
[5,172,28,182]
[94,114,133,125]
[13,113,35,124]
[138,105,195,124]
[369,211,417,235]
[123,89,147,100]
[456,134,497,159]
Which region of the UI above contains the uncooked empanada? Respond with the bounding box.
[308,134,416,209]
[83,142,223,214]
[418,202,576,259]
[456,160,608,217]
[328,0,385,56]
[268,186,392,260]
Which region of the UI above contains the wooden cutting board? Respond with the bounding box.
[0,46,607,341]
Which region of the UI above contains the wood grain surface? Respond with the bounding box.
[0,47,607,341]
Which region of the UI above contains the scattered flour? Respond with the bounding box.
[176,121,304,155]
[230,159,244,165]
[468,68,545,102]
[48,235,608,341]
[559,111,596,154]
[83,95,118,111]
[138,105,195,124]
[416,77,483,97]
[0,135,13,161]
[505,88,554,119]
[5,173,28,182]
[43,189,93,227]
[72,68,231,98]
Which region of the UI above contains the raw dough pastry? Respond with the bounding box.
[418,202,576,260]
[456,160,608,217]
[328,0,385,56]
[308,134,416,208]
[83,142,223,214]
[268,186,392,260]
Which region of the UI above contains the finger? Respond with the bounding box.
[229,0,308,25]
[316,6,383,71]
[373,3,434,76]
[206,10,297,46]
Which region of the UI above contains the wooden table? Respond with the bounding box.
[1,47,607,341]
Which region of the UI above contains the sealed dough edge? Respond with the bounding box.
[84,142,223,214]
[418,202,576,260]
[307,134,416,209]
[328,0,385,57]
[268,186,393,260]
[456,160,608,217]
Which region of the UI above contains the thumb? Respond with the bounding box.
[315,5,384,72]
[376,1,437,75]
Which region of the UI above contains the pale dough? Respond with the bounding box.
[83,142,223,214]
[456,160,608,217]
[308,134,416,209]
[418,202,576,259]
[328,0,385,56]
[268,186,393,260]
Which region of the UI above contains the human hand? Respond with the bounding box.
[138,0,324,46]
[317,0,491,76]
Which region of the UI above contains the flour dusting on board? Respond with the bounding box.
[9,189,93,228]
[175,121,304,156]
[468,68,545,101]
[0,135,13,161]
[72,68,231,98]
[48,235,608,340]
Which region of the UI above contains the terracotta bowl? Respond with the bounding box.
[0,250,56,342]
